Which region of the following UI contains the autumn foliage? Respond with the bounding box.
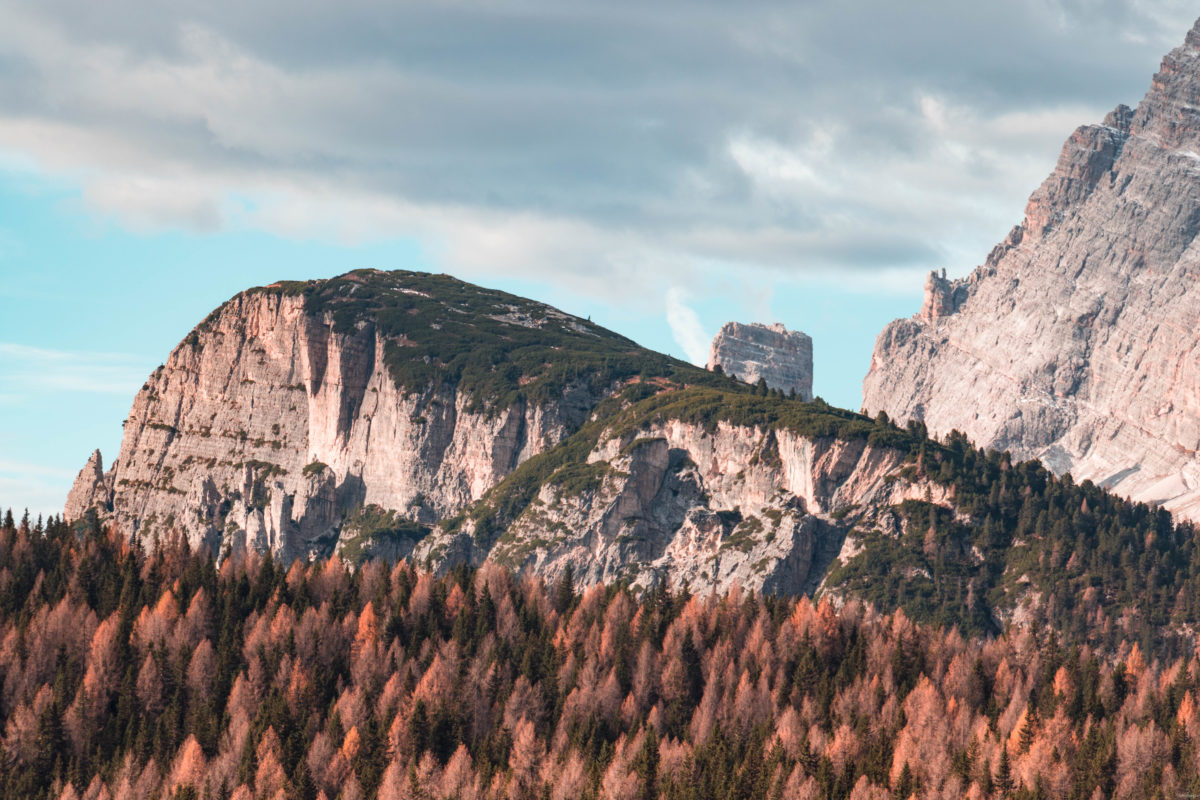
[0,510,1198,799]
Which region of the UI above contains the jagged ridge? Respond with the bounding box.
[863,18,1200,522]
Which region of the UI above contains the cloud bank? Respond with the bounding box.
[0,1,1194,296]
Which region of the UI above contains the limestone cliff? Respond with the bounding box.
[863,19,1200,521]
[65,270,715,559]
[707,322,813,400]
[413,390,948,596]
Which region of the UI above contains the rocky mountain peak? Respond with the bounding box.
[65,449,110,521]
[707,321,813,400]
[1130,23,1200,149]
[863,17,1200,522]
[918,270,967,324]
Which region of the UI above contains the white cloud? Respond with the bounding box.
[0,343,152,395]
[0,0,1192,294]
[0,473,70,519]
[728,133,830,194]
[665,287,711,366]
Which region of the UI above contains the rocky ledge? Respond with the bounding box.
[707,322,813,400]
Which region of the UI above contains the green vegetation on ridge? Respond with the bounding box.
[449,387,918,543]
[245,270,732,410]
[337,504,430,564]
[831,429,1200,653]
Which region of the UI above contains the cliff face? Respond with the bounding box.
[863,20,1200,521]
[64,271,694,559]
[707,322,813,400]
[413,393,947,596]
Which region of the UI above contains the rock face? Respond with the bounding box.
[863,19,1200,521]
[707,322,813,400]
[64,270,700,560]
[415,410,942,595]
[65,449,111,521]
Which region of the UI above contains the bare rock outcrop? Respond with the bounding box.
[708,322,813,400]
[65,449,111,521]
[863,19,1200,521]
[415,414,940,595]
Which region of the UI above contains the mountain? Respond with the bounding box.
[863,20,1200,522]
[707,322,813,400]
[66,269,921,596]
[63,269,1200,651]
[66,270,724,560]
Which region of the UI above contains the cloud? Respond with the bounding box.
[0,1,1194,292]
[0,343,153,395]
[0,459,74,480]
[0,472,71,519]
[665,288,711,366]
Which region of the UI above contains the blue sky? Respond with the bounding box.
[1,1,1196,517]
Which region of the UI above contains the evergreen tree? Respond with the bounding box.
[554,564,576,615]
[995,747,1014,797]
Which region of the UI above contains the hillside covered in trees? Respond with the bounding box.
[3,511,1200,800]
[427,387,1200,657]
[59,268,1200,656]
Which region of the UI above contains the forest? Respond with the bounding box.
[1,510,1198,800]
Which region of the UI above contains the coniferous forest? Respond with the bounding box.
[3,511,1200,800]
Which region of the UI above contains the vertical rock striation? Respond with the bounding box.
[863,18,1200,521]
[708,322,813,400]
[65,449,111,521]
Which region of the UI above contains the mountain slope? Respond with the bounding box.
[417,390,920,596]
[863,19,1200,521]
[425,394,1200,650]
[65,269,1200,650]
[66,269,723,559]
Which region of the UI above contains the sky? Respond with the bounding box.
[1,0,1197,518]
